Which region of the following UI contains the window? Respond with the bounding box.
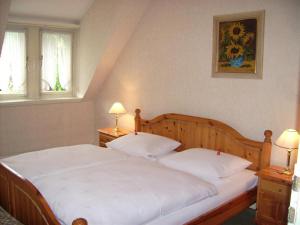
[0,30,26,95]
[0,24,76,102]
[41,31,72,93]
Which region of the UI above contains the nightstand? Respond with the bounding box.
[98,128,130,147]
[256,166,292,225]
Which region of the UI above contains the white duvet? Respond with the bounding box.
[1,144,128,181]
[1,145,217,225]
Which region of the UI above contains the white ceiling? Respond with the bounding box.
[9,0,95,23]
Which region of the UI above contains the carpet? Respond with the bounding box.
[0,207,23,225]
[222,208,256,225]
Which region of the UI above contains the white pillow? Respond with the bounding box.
[159,148,252,183]
[106,132,181,159]
[211,169,257,189]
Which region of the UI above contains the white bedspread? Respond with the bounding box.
[1,145,217,225]
[1,144,128,181]
[146,169,257,225]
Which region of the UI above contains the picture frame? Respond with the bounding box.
[212,10,265,79]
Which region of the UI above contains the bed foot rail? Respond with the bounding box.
[72,218,88,225]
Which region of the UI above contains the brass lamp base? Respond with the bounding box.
[276,149,293,175]
[113,127,120,133]
[113,114,120,134]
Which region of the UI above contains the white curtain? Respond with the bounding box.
[0,31,26,94]
[41,32,71,92]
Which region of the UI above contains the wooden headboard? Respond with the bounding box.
[135,109,272,172]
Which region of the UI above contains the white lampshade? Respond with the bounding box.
[109,102,126,114]
[275,129,299,150]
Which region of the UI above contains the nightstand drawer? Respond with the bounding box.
[100,134,114,143]
[99,142,106,147]
[260,179,290,196]
[257,190,289,224]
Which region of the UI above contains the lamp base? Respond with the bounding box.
[114,114,120,134]
[113,127,120,133]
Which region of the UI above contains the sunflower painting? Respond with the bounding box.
[218,19,257,72]
[212,11,264,79]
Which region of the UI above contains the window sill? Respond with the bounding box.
[0,97,83,107]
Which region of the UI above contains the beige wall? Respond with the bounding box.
[0,101,96,157]
[96,0,300,166]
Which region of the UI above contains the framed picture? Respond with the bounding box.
[212,10,265,79]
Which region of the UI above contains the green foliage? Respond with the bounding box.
[53,62,65,91]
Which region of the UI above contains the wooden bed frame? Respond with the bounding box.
[0,109,272,225]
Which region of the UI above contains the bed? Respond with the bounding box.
[0,109,272,225]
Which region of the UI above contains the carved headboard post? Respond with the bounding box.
[135,109,142,132]
[72,218,88,225]
[260,130,272,170]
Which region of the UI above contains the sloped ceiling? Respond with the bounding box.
[77,0,151,99]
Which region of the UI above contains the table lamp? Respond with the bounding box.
[275,129,300,175]
[109,102,126,133]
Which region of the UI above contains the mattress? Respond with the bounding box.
[146,169,257,225]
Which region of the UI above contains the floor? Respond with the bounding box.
[0,207,23,225]
[0,206,256,225]
[222,208,256,225]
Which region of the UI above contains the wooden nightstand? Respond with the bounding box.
[98,128,130,147]
[256,166,292,225]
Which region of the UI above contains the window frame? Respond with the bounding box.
[0,26,28,100]
[39,28,75,98]
[0,23,77,102]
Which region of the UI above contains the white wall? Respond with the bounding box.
[95,0,300,166]
[0,101,96,157]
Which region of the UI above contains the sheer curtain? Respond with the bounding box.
[0,31,26,94]
[41,32,71,92]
